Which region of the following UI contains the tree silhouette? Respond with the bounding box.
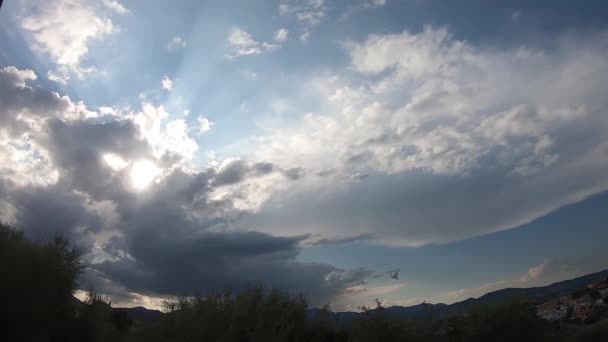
[0,223,82,341]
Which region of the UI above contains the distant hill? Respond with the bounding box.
[114,306,164,321]
[73,269,608,325]
[72,296,164,321]
[318,269,608,324]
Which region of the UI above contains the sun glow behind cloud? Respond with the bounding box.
[129,160,161,191]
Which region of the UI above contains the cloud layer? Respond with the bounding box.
[236,27,608,246]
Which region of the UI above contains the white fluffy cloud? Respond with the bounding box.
[19,0,127,81]
[161,75,173,91]
[101,0,129,14]
[198,116,213,133]
[232,27,608,246]
[227,28,279,58]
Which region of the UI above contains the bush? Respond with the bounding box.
[0,223,82,342]
[129,285,316,342]
[75,291,133,342]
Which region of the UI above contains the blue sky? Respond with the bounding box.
[1,0,608,310]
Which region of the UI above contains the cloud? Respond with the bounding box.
[233,27,608,246]
[370,0,386,7]
[197,116,213,133]
[0,66,97,125]
[129,104,199,161]
[300,31,311,42]
[212,159,275,187]
[91,228,370,305]
[274,28,289,43]
[522,263,546,282]
[168,36,186,51]
[227,28,279,58]
[19,0,127,80]
[443,260,569,302]
[279,0,326,40]
[0,66,100,184]
[0,67,370,306]
[101,0,129,14]
[520,260,565,282]
[161,75,173,91]
[303,233,373,246]
[344,283,402,296]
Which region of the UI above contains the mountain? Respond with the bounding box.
[114,306,164,321]
[318,269,608,324]
[72,296,164,321]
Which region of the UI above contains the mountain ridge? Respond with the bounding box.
[77,269,608,322]
[314,269,608,323]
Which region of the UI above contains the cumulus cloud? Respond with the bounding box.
[443,260,572,303]
[0,66,100,186]
[167,36,186,51]
[0,65,369,306]
[520,260,566,282]
[197,116,213,133]
[161,75,173,91]
[19,0,127,80]
[234,27,608,246]
[227,28,279,58]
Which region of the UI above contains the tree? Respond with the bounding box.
[0,223,82,341]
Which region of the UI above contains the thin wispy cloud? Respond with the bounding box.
[227,27,280,58]
[168,36,186,51]
[274,28,289,43]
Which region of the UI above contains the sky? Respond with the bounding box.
[1,0,608,311]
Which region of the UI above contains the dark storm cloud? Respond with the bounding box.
[10,183,101,245]
[86,168,369,305]
[42,118,151,200]
[304,233,373,246]
[213,159,277,186]
[2,144,367,305]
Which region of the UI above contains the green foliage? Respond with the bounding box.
[0,224,132,342]
[74,291,133,342]
[129,285,324,342]
[462,299,551,342]
[349,299,555,342]
[0,223,82,341]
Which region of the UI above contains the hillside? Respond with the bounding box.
[320,269,608,324]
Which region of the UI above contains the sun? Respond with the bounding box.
[130,160,161,191]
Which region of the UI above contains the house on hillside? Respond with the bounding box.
[537,299,569,321]
[539,308,568,321]
[571,294,596,321]
[572,307,593,321]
